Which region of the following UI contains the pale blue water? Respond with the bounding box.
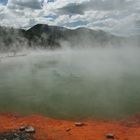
[0,48,140,120]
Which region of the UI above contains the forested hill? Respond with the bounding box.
[0,24,139,51]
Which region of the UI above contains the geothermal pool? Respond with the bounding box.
[0,48,140,120]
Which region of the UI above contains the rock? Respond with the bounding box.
[75,122,85,127]
[66,128,71,132]
[19,125,35,133]
[0,131,34,140]
[25,126,35,133]
[106,133,115,139]
[19,126,26,131]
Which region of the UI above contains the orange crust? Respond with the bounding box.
[0,113,140,140]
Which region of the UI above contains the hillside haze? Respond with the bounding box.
[0,24,139,52]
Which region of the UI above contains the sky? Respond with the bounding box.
[0,0,140,35]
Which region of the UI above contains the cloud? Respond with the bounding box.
[0,0,8,5]
[7,0,43,9]
[57,0,134,15]
[45,0,140,35]
[0,0,139,35]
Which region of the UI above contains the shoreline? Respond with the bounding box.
[0,113,140,140]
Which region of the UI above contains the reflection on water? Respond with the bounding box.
[0,48,140,120]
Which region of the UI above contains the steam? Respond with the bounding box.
[0,46,140,120]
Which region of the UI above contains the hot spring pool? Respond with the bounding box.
[0,48,140,120]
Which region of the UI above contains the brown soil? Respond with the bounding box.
[0,113,140,140]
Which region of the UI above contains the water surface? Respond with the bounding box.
[0,48,140,120]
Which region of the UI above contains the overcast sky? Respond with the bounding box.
[0,0,139,35]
